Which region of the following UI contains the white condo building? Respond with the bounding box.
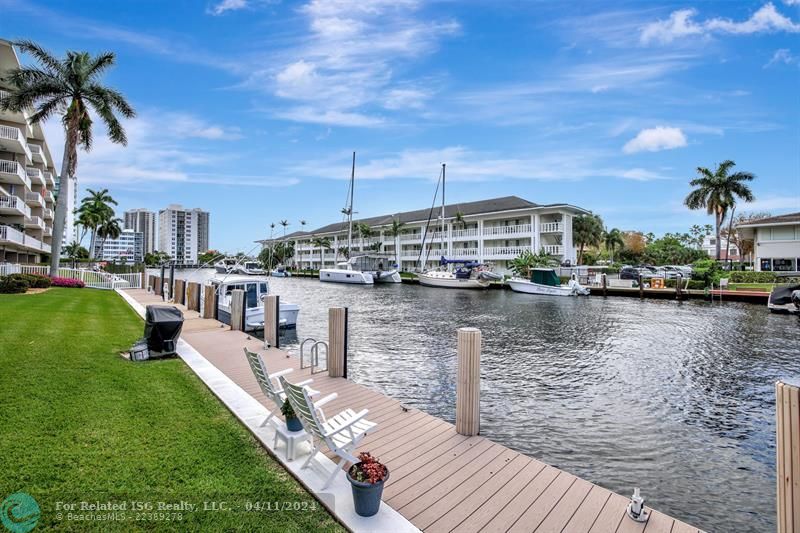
[260,196,590,273]
[736,212,800,273]
[158,204,209,264]
[124,208,157,254]
[92,228,144,263]
[0,39,58,263]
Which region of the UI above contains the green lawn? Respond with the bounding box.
[0,288,343,532]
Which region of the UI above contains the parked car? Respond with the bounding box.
[620,267,641,280]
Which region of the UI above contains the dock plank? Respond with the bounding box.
[561,485,612,533]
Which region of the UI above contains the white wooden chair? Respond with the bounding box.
[243,347,318,427]
[280,376,377,489]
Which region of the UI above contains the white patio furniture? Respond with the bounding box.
[271,419,311,461]
[280,376,378,489]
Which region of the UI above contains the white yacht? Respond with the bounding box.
[214,257,238,274]
[507,269,590,296]
[235,261,266,276]
[270,264,292,277]
[350,254,401,283]
[319,152,380,286]
[208,276,299,331]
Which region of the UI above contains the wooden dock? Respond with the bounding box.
[124,288,702,533]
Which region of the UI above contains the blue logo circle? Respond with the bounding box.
[0,493,39,533]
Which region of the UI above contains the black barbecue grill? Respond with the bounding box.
[143,305,184,357]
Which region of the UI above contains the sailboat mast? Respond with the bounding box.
[440,163,446,253]
[348,151,355,249]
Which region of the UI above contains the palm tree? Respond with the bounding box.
[0,40,135,276]
[280,219,289,237]
[78,188,117,259]
[75,203,102,248]
[684,160,755,260]
[453,211,466,230]
[95,217,122,259]
[63,240,82,268]
[356,223,373,251]
[509,249,558,278]
[310,236,331,269]
[572,214,604,265]
[299,220,307,232]
[386,217,405,265]
[603,228,624,263]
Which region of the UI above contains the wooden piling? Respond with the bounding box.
[154,277,162,296]
[602,273,607,297]
[140,271,146,290]
[174,279,186,306]
[202,285,217,319]
[328,307,348,378]
[230,289,245,331]
[638,274,644,299]
[456,327,481,436]
[148,275,155,292]
[186,282,200,312]
[263,295,280,348]
[777,381,800,533]
[676,274,683,300]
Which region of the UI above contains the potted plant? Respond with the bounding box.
[346,452,389,517]
[281,398,303,432]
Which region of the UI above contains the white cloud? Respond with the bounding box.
[765,48,798,67]
[382,88,431,110]
[207,0,248,15]
[784,0,800,5]
[641,3,800,44]
[619,168,673,181]
[623,126,688,153]
[274,107,385,127]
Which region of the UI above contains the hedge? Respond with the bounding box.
[7,273,51,288]
[0,276,29,294]
[728,271,776,283]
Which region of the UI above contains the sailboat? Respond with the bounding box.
[416,164,502,290]
[319,152,375,285]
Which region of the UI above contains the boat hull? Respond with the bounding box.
[214,265,229,274]
[417,272,490,289]
[218,303,299,330]
[372,270,401,283]
[270,270,291,277]
[507,278,589,296]
[319,268,374,284]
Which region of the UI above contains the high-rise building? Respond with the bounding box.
[0,39,58,264]
[92,228,144,263]
[158,204,210,264]
[124,208,157,254]
[55,173,78,247]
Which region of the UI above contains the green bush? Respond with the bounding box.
[728,271,777,283]
[0,275,30,294]
[8,273,52,288]
[687,280,706,290]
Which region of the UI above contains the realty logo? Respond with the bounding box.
[0,493,39,533]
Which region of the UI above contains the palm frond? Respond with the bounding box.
[29,97,67,124]
[13,40,65,75]
[85,52,116,79]
[87,84,135,118]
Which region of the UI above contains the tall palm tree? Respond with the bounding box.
[684,160,755,260]
[603,228,624,263]
[279,219,289,237]
[75,203,102,248]
[63,240,82,268]
[572,214,604,265]
[95,217,122,259]
[78,188,117,259]
[386,217,405,265]
[356,223,373,251]
[453,211,466,230]
[310,236,331,269]
[299,220,307,232]
[0,40,135,276]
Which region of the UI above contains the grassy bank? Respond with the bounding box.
[0,288,342,532]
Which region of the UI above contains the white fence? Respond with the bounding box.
[0,263,142,290]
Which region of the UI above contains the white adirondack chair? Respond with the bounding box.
[243,347,318,427]
[279,376,378,489]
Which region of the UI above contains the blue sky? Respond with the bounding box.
[1,0,799,253]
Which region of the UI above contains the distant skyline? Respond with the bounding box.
[1,0,798,253]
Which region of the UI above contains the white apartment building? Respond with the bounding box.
[124,208,157,254]
[0,39,58,264]
[158,204,209,264]
[260,196,590,273]
[92,228,143,263]
[700,235,740,261]
[737,212,800,272]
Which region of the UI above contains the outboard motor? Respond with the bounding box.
[792,290,800,310]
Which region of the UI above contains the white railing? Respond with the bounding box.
[28,144,48,166]
[400,233,422,242]
[25,191,43,206]
[451,248,479,257]
[542,244,564,255]
[483,224,531,237]
[26,167,44,186]
[0,195,31,217]
[43,189,54,202]
[25,216,45,230]
[451,227,479,239]
[43,207,53,220]
[16,264,142,290]
[483,246,527,258]
[42,171,55,187]
[0,125,31,160]
[540,222,563,233]
[0,160,32,188]
[0,225,51,253]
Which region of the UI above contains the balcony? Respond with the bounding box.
[0,125,32,162]
[483,246,527,259]
[450,248,480,258]
[24,215,45,230]
[43,207,53,220]
[542,244,564,255]
[0,160,32,189]
[26,167,45,187]
[0,195,31,217]
[28,143,48,166]
[483,223,531,237]
[540,222,563,233]
[25,191,44,207]
[0,224,50,253]
[400,233,423,242]
[43,189,54,203]
[44,227,52,237]
[451,227,479,240]
[42,171,56,188]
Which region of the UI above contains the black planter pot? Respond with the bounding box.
[286,416,303,432]
[346,466,389,517]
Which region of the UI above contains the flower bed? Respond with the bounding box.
[50,276,85,288]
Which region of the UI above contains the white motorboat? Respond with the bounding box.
[320,261,374,284]
[235,261,266,276]
[416,259,499,289]
[767,284,800,314]
[214,257,238,274]
[507,269,590,296]
[208,276,299,331]
[349,255,401,283]
[270,264,292,277]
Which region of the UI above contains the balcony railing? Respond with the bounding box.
[400,233,422,242]
[0,160,32,189]
[43,207,53,220]
[483,223,531,237]
[25,216,45,230]
[42,171,56,188]
[451,227,479,240]
[0,195,31,217]
[483,246,527,258]
[540,222,563,233]
[26,167,45,186]
[28,144,48,166]
[0,125,32,161]
[0,224,50,253]
[450,248,479,257]
[25,192,44,207]
[542,244,564,255]
[43,189,54,203]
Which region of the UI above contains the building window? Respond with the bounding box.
[773,258,796,272]
[760,258,772,271]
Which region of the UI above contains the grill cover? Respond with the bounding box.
[144,305,184,355]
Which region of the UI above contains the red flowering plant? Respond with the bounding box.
[50,276,85,288]
[348,452,388,484]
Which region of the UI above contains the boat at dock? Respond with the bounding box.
[207,275,299,330]
[767,283,800,314]
[349,254,401,283]
[417,257,500,289]
[235,261,266,276]
[507,268,590,296]
[270,264,292,277]
[214,257,238,274]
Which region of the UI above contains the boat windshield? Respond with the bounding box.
[259,283,268,296]
[531,269,560,287]
[223,282,260,308]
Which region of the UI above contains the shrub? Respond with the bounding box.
[7,273,51,288]
[728,271,777,283]
[280,398,296,419]
[50,276,85,288]
[0,275,30,294]
[687,280,706,290]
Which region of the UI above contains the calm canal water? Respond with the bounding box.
[166,269,798,532]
